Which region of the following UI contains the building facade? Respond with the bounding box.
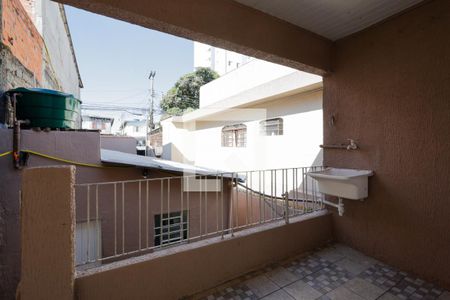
[194,41,252,76]
[81,115,114,134]
[120,119,147,152]
[162,59,323,172]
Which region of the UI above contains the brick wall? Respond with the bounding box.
[1,0,43,84]
[0,43,37,93]
[149,129,162,148]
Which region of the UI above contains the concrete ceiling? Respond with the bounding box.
[233,0,423,41]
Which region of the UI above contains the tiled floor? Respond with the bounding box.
[191,244,449,300]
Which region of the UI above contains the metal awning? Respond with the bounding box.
[100,149,232,177]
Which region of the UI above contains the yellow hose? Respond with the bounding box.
[0,149,126,168]
[0,151,12,157]
[22,150,106,168]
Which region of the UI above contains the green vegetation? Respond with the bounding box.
[160,67,219,116]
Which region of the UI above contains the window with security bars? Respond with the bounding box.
[221,124,247,147]
[260,118,283,136]
[154,211,188,246]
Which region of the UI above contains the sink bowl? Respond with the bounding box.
[308,168,373,200]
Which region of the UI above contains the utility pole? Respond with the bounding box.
[146,71,156,156]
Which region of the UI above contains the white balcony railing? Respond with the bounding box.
[74,166,325,268]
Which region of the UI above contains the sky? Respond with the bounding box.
[65,6,194,111]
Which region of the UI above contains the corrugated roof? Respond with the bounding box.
[100,149,231,177]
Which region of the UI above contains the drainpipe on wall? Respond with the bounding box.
[9,92,29,169]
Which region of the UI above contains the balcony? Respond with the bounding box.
[19,165,450,299]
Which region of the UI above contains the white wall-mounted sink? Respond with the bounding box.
[308,168,373,200]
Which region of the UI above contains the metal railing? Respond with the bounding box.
[74,166,324,268]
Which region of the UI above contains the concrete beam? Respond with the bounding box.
[58,0,332,75]
[19,166,75,300]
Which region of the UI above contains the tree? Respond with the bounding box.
[160,67,219,116]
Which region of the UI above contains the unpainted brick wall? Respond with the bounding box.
[150,130,163,148]
[1,0,43,83]
[0,43,37,93]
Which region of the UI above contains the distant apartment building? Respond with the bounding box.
[0,0,82,96]
[194,41,252,76]
[82,115,114,134]
[120,119,147,152]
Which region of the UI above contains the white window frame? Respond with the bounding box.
[154,211,188,246]
[221,124,247,147]
[260,118,283,136]
[75,220,101,266]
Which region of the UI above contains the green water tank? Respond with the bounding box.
[8,87,81,129]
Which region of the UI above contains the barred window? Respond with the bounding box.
[154,211,188,246]
[222,124,247,147]
[260,118,283,136]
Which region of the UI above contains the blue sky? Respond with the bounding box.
[65,6,194,108]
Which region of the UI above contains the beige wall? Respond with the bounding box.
[100,135,137,154]
[323,0,450,289]
[75,212,333,300]
[20,166,75,300]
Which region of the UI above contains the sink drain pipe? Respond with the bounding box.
[323,198,345,216]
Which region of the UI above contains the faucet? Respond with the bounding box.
[347,139,358,150]
[320,139,359,150]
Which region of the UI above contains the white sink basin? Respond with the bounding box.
[308,168,373,200]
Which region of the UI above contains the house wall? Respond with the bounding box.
[0,0,80,96]
[163,89,323,173]
[323,0,450,289]
[199,59,303,108]
[0,129,232,298]
[100,135,137,154]
[41,0,81,97]
[122,122,147,144]
[0,130,137,299]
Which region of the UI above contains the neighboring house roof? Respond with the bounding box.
[83,115,114,122]
[124,120,146,127]
[58,4,83,88]
[101,149,233,177]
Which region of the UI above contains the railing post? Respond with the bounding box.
[18,166,75,300]
[285,192,290,224]
[230,172,235,237]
